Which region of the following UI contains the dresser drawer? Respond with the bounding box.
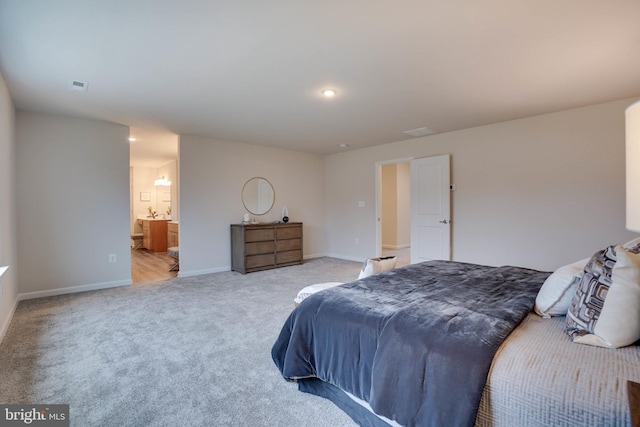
[277,250,302,264]
[277,238,301,252]
[246,241,275,255]
[246,228,275,242]
[277,226,302,240]
[246,253,275,269]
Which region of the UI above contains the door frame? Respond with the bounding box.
[375,157,415,258]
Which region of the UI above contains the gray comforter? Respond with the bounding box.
[272,261,549,427]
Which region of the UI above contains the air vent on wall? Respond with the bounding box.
[403,127,434,137]
[69,80,88,92]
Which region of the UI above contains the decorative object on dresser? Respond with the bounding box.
[139,218,169,252]
[231,222,302,274]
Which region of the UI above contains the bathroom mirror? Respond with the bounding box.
[242,177,275,215]
[156,185,172,219]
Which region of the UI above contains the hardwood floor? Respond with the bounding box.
[131,249,178,284]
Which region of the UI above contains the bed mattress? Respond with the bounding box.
[477,313,640,426]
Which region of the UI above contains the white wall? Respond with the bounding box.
[0,71,18,342]
[16,112,132,296]
[178,135,325,276]
[326,98,640,271]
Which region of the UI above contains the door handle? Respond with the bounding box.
[439,219,449,224]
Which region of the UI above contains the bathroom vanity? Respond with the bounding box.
[138,218,169,252]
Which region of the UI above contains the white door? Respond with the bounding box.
[410,155,451,263]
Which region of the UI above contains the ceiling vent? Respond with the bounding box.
[69,80,88,92]
[403,127,434,137]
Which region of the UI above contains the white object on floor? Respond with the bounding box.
[294,256,398,306]
[358,256,397,279]
[294,282,344,306]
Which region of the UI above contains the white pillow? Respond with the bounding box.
[534,258,589,318]
[294,282,344,306]
[357,256,397,279]
[566,245,640,348]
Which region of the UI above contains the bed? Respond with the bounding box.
[272,258,640,427]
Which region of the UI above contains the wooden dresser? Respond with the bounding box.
[231,222,303,274]
[139,219,169,252]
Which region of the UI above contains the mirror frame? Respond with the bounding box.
[241,177,275,215]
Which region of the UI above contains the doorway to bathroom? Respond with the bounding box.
[129,128,179,283]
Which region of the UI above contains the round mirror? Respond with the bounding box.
[242,177,275,215]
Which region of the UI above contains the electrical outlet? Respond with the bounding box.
[355,238,359,245]
[108,254,117,263]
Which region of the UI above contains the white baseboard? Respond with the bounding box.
[382,244,411,250]
[178,254,360,277]
[324,253,366,263]
[303,252,330,260]
[177,266,230,278]
[18,279,132,301]
[0,296,19,345]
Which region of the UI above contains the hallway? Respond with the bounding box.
[382,247,410,267]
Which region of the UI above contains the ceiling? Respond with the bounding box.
[128,127,178,168]
[1,1,640,155]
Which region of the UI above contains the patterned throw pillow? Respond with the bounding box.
[566,245,640,348]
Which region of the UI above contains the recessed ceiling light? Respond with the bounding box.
[128,137,136,142]
[322,89,337,97]
[339,143,349,148]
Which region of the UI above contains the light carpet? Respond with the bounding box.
[0,257,362,426]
